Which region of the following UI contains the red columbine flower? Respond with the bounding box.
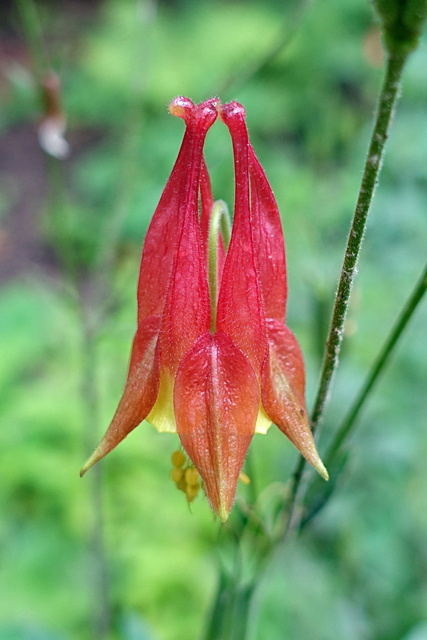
[81,97,327,522]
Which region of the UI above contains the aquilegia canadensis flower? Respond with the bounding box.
[81,97,328,521]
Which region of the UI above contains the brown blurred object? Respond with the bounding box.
[38,70,69,158]
[363,26,384,68]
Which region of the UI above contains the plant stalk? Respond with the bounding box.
[201,570,256,640]
[79,300,112,640]
[325,259,427,466]
[284,52,408,533]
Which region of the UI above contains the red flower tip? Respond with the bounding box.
[168,96,195,120]
[193,99,219,130]
[169,97,219,128]
[218,100,246,123]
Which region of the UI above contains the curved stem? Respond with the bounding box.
[325,259,427,466]
[284,52,408,533]
[208,200,231,331]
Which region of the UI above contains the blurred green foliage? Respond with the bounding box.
[0,0,427,639]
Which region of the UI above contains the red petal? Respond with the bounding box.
[137,99,196,323]
[261,319,328,479]
[174,331,259,521]
[127,315,161,378]
[200,157,214,258]
[159,101,217,373]
[249,146,287,321]
[80,316,161,475]
[217,102,266,372]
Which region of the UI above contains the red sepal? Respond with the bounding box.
[80,316,161,475]
[159,101,217,373]
[174,331,259,521]
[136,98,196,323]
[217,102,266,372]
[249,146,287,321]
[261,318,328,479]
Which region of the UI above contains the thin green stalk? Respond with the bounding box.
[229,583,256,640]
[15,0,49,79]
[208,200,231,330]
[94,0,157,328]
[312,53,406,435]
[45,156,79,286]
[325,259,427,466]
[217,0,314,97]
[201,571,234,640]
[244,450,258,507]
[284,51,408,533]
[17,4,113,629]
[201,503,270,640]
[201,571,256,640]
[299,260,427,528]
[79,299,111,640]
[95,0,156,279]
[202,528,244,640]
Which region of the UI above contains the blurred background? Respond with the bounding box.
[1,0,427,639]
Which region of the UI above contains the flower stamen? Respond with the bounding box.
[170,450,201,503]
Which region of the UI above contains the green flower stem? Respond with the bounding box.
[202,570,256,640]
[202,502,273,640]
[311,53,406,435]
[79,300,112,640]
[202,571,234,640]
[325,259,427,466]
[208,200,231,331]
[299,260,427,529]
[95,2,155,313]
[15,0,49,79]
[285,51,408,532]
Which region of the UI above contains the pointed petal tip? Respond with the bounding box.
[79,446,106,478]
[211,484,234,523]
[79,457,95,478]
[303,444,329,481]
[216,499,231,523]
[316,459,329,482]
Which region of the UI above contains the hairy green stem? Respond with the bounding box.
[325,259,427,465]
[299,260,427,528]
[285,52,408,533]
[312,54,406,433]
